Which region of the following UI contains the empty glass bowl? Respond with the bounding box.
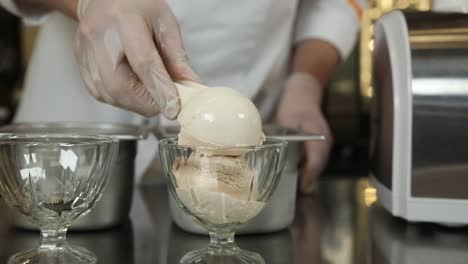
[159,137,287,264]
[0,134,118,264]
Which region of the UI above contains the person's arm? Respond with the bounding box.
[291,39,340,91]
[294,0,364,66]
[276,0,365,194]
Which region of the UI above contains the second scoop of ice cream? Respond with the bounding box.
[173,152,265,225]
[174,152,255,200]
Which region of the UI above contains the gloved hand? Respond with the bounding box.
[276,72,333,195]
[74,0,200,119]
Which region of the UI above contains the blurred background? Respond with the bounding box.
[0,0,435,174]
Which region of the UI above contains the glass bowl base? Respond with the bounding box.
[180,247,265,264]
[8,245,97,264]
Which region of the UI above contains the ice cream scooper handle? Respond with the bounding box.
[271,133,326,141]
[174,81,207,107]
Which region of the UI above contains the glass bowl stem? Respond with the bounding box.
[40,228,68,250]
[208,232,238,255]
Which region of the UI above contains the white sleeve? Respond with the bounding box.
[432,0,468,13]
[294,0,366,60]
[0,0,50,25]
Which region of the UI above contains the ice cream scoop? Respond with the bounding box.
[174,81,264,147]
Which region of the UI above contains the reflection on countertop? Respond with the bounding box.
[1,177,468,263]
[167,224,294,264]
[2,220,134,264]
[370,204,468,264]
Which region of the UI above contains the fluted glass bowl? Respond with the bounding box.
[0,134,118,264]
[159,137,287,264]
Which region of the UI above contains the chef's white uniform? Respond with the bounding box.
[1,0,364,182]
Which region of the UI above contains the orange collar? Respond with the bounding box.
[348,0,364,18]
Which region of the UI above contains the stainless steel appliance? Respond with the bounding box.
[154,125,324,234]
[0,122,145,230]
[370,10,468,225]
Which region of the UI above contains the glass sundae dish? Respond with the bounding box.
[159,137,287,264]
[0,134,118,264]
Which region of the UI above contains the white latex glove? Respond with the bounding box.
[276,72,333,195]
[75,0,200,119]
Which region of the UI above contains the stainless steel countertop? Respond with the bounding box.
[1,176,468,264]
